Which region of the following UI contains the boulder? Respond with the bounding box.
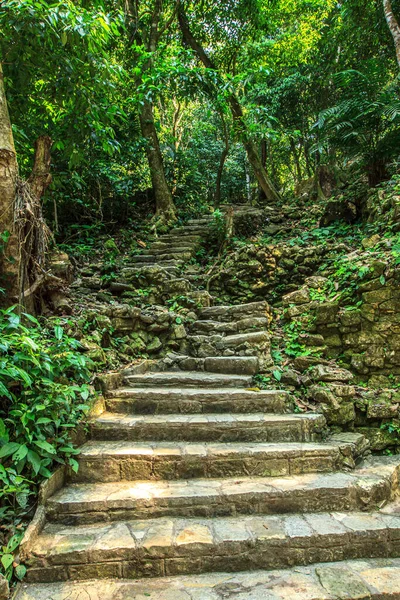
[309,364,354,383]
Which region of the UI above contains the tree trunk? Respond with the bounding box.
[177,4,280,204]
[290,138,302,183]
[383,0,400,67]
[0,62,20,302]
[139,99,176,222]
[125,0,176,224]
[215,113,229,206]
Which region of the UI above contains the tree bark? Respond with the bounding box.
[0,62,20,301]
[178,3,280,204]
[214,113,229,206]
[383,0,400,67]
[139,99,176,221]
[125,0,176,223]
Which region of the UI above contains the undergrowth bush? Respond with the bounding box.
[0,306,91,582]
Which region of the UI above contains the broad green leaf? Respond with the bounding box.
[1,554,13,570]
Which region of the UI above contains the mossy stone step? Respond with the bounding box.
[191,317,270,335]
[199,301,270,323]
[46,457,400,525]
[90,412,326,444]
[106,387,289,415]
[25,508,400,582]
[15,558,400,599]
[72,436,366,484]
[122,371,254,388]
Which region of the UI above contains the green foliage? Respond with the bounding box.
[0,307,91,580]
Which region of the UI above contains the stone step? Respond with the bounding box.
[187,217,213,225]
[90,413,326,443]
[151,240,199,249]
[162,278,193,295]
[171,226,210,235]
[106,387,289,414]
[121,265,180,276]
[160,234,201,243]
[25,507,400,582]
[45,457,400,525]
[122,371,254,388]
[191,317,270,336]
[131,252,192,262]
[15,557,400,599]
[148,246,195,255]
[199,301,270,322]
[72,435,366,483]
[188,331,270,359]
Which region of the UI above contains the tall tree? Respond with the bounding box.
[383,0,400,67]
[177,1,280,203]
[125,0,177,224]
[0,61,20,299]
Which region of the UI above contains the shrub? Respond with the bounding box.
[0,307,91,581]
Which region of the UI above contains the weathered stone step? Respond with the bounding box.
[16,557,400,599]
[121,265,180,276]
[47,457,399,525]
[191,317,270,336]
[148,246,195,255]
[106,387,289,414]
[151,240,199,249]
[130,252,192,262]
[90,413,326,443]
[162,278,193,295]
[122,371,254,388]
[25,508,400,582]
[171,226,210,235]
[159,234,201,244]
[199,301,270,322]
[187,217,213,225]
[72,435,366,483]
[204,356,259,374]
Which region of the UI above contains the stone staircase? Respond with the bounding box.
[15,220,400,599]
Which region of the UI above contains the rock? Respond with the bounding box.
[309,364,354,383]
[323,402,356,425]
[147,337,162,353]
[356,426,398,451]
[340,310,361,328]
[304,276,328,289]
[361,234,380,250]
[315,302,339,325]
[282,288,310,306]
[281,368,300,386]
[293,356,330,372]
[0,574,9,600]
[319,198,356,227]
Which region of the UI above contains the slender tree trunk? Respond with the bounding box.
[177,4,280,204]
[290,138,302,183]
[215,113,229,206]
[0,62,20,301]
[125,0,176,224]
[139,99,176,221]
[383,0,400,67]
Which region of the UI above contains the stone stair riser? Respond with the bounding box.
[71,444,356,484]
[122,373,254,388]
[90,417,325,444]
[46,470,395,525]
[105,393,288,415]
[16,558,400,599]
[25,513,400,583]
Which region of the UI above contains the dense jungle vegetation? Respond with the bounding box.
[2,0,400,587]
